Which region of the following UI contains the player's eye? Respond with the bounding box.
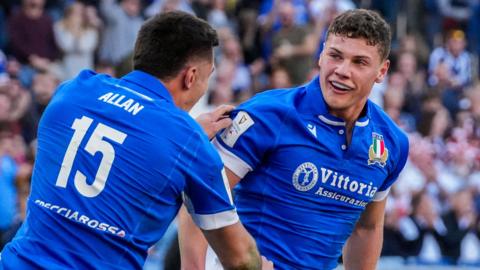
[329,53,341,60]
[353,59,368,66]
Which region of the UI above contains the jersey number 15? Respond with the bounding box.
[55,116,127,198]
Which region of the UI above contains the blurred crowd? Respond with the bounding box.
[1,0,480,268]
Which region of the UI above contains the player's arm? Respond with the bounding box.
[179,215,264,270]
[179,168,242,270]
[202,217,262,270]
[343,198,387,270]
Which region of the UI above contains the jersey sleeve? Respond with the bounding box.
[182,131,239,230]
[213,103,281,179]
[373,131,409,201]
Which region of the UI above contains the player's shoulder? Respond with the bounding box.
[368,101,409,147]
[237,86,301,119]
[154,103,208,142]
[56,70,114,93]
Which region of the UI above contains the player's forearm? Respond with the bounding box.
[204,222,262,270]
[342,225,383,270]
[178,206,208,270]
[218,236,262,270]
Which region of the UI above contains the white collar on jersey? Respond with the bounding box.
[318,115,370,127]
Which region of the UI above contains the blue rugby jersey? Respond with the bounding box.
[213,76,409,270]
[0,70,237,270]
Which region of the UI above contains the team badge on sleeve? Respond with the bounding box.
[368,132,388,167]
[220,111,254,147]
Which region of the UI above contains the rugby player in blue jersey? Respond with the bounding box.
[0,11,273,270]
[179,9,409,270]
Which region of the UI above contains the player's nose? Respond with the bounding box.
[334,60,351,79]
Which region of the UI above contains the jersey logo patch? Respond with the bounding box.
[368,132,388,167]
[307,124,317,138]
[220,111,254,147]
[292,162,318,192]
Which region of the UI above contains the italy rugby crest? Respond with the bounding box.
[368,133,388,167]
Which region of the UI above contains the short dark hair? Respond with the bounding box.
[133,11,219,80]
[326,9,391,60]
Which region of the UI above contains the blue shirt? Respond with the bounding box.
[1,70,238,270]
[213,77,409,270]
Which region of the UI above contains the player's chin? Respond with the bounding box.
[325,97,352,110]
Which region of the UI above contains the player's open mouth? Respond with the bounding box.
[330,81,353,92]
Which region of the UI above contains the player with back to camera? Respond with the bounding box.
[0,11,273,270]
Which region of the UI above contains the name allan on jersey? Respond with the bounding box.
[98,92,144,116]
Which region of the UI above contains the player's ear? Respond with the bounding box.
[375,59,390,83]
[317,50,325,71]
[183,66,197,90]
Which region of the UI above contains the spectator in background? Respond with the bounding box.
[438,0,474,30]
[234,0,267,93]
[382,195,408,258]
[258,0,309,30]
[31,72,59,115]
[54,1,100,81]
[208,0,230,30]
[7,0,59,86]
[383,72,418,131]
[0,78,32,141]
[440,188,478,264]
[382,73,416,131]
[397,34,431,69]
[429,30,472,89]
[144,0,194,18]
[268,66,292,89]
[0,130,19,250]
[416,105,451,146]
[397,51,427,123]
[395,134,442,214]
[270,1,316,85]
[98,0,143,66]
[8,0,58,66]
[215,29,251,103]
[17,71,60,141]
[398,192,444,264]
[428,29,472,117]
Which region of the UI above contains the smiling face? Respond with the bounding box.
[318,34,389,121]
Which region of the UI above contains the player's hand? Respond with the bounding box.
[261,256,274,270]
[196,104,235,139]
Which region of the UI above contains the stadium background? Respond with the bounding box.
[1,0,480,269]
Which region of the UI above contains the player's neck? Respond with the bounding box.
[160,78,193,112]
[329,103,368,146]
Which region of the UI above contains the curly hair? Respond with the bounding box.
[326,9,391,60]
